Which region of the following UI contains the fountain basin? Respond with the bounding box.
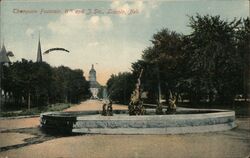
[40,108,236,134]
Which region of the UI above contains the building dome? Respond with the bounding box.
[89,64,96,82]
[89,64,96,73]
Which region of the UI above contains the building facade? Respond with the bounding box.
[89,64,101,99]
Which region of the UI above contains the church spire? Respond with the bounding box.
[36,33,42,62]
[0,40,11,64]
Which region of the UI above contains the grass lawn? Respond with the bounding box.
[0,103,73,117]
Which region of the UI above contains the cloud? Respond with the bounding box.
[87,41,99,47]
[110,0,143,18]
[25,27,44,39]
[111,0,144,12]
[110,0,159,18]
[88,16,113,31]
[47,12,113,35]
[45,8,143,85]
[101,16,113,29]
[25,28,35,37]
[47,13,86,35]
[144,1,159,18]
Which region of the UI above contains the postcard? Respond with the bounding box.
[0,0,249,158]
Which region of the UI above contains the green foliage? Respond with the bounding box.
[49,66,90,104]
[1,59,52,107]
[0,103,71,117]
[186,14,246,104]
[1,60,90,110]
[131,29,185,103]
[106,15,249,106]
[107,72,136,104]
[235,18,250,100]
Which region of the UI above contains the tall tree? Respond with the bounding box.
[140,29,185,102]
[236,18,250,101]
[107,72,135,104]
[187,14,243,104]
[1,60,91,110]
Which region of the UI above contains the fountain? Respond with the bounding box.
[128,69,145,115]
[101,99,113,116]
[40,69,236,134]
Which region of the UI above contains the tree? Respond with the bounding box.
[235,18,250,101]
[107,72,135,104]
[1,60,91,110]
[187,14,243,104]
[10,59,36,109]
[105,14,248,106]
[50,66,90,104]
[67,69,90,103]
[135,29,185,103]
[32,62,52,107]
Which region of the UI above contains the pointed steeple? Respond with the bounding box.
[0,41,11,64]
[36,33,42,62]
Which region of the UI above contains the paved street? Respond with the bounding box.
[0,100,249,158]
[0,100,127,131]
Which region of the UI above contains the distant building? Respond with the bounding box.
[0,42,11,66]
[0,42,11,105]
[89,64,101,99]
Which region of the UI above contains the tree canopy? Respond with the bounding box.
[1,59,90,110]
[107,72,136,104]
[106,14,249,106]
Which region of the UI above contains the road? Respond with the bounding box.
[0,100,127,131]
[0,100,249,158]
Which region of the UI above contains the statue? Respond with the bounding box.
[166,90,177,114]
[128,69,145,115]
[102,98,113,116]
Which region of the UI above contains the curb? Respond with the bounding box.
[0,115,39,120]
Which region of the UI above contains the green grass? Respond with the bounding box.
[0,103,72,117]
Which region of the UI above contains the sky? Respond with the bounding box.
[0,0,249,85]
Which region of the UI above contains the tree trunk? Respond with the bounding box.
[28,92,31,110]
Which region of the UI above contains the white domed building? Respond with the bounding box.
[88,64,101,99]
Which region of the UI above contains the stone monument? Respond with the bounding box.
[128,69,145,115]
[167,91,177,114]
[102,98,113,116]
